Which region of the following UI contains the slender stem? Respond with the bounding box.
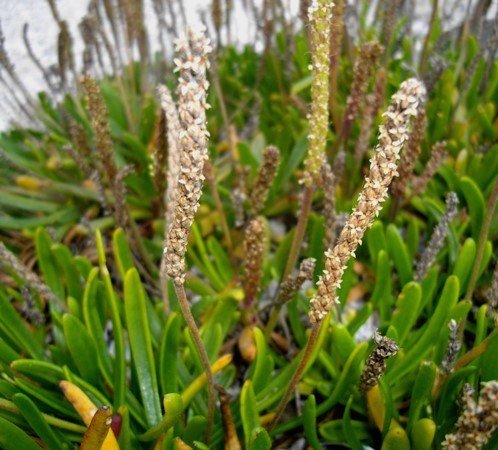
[0,399,86,433]
[268,323,321,431]
[174,282,215,443]
[264,304,282,339]
[265,187,313,338]
[282,186,314,280]
[419,0,439,74]
[465,177,498,301]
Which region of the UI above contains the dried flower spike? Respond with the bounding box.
[81,76,117,184]
[0,242,62,310]
[392,107,427,198]
[162,27,212,284]
[157,84,181,227]
[414,192,459,282]
[243,216,266,309]
[441,319,461,375]
[360,331,398,392]
[412,141,448,196]
[302,0,334,187]
[342,40,384,138]
[250,145,280,214]
[20,286,45,326]
[442,381,498,449]
[320,161,339,250]
[276,258,316,306]
[354,68,387,166]
[152,109,168,206]
[309,78,426,323]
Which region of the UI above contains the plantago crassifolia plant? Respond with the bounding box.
[0,0,498,448]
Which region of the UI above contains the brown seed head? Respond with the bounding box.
[442,381,498,449]
[359,331,398,392]
[412,141,448,196]
[414,192,459,282]
[243,217,266,308]
[163,27,212,284]
[250,146,280,214]
[392,107,427,197]
[276,258,316,306]
[343,40,384,127]
[309,78,426,323]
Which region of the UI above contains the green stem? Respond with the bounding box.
[265,186,313,338]
[174,282,215,443]
[268,323,321,431]
[465,177,498,301]
[283,186,314,280]
[0,398,86,433]
[264,304,282,339]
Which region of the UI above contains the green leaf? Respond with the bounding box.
[452,238,476,293]
[343,396,363,450]
[35,228,64,307]
[138,394,183,441]
[316,343,368,416]
[183,416,207,446]
[99,240,126,409]
[240,380,259,448]
[320,419,370,444]
[62,314,100,385]
[12,393,65,450]
[249,427,272,450]
[386,224,413,285]
[387,276,459,383]
[460,177,485,240]
[381,422,410,450]
[0,338,20,365]
[52,244,82,302]
[330,324,356,366]
[0,416,41,450]
[303,395,321,450]
[249,327,274,394]
[124,268,162,427]
[367,221,388,266]
[160,313,181,395]
[370,251,393,323]
[113,228,135,281]
[0,291,44,359]
[411,418,435,450]
[391,282,422,343]
[480,332,498,381]
[273,134,307,189]
[407,362,437,433]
